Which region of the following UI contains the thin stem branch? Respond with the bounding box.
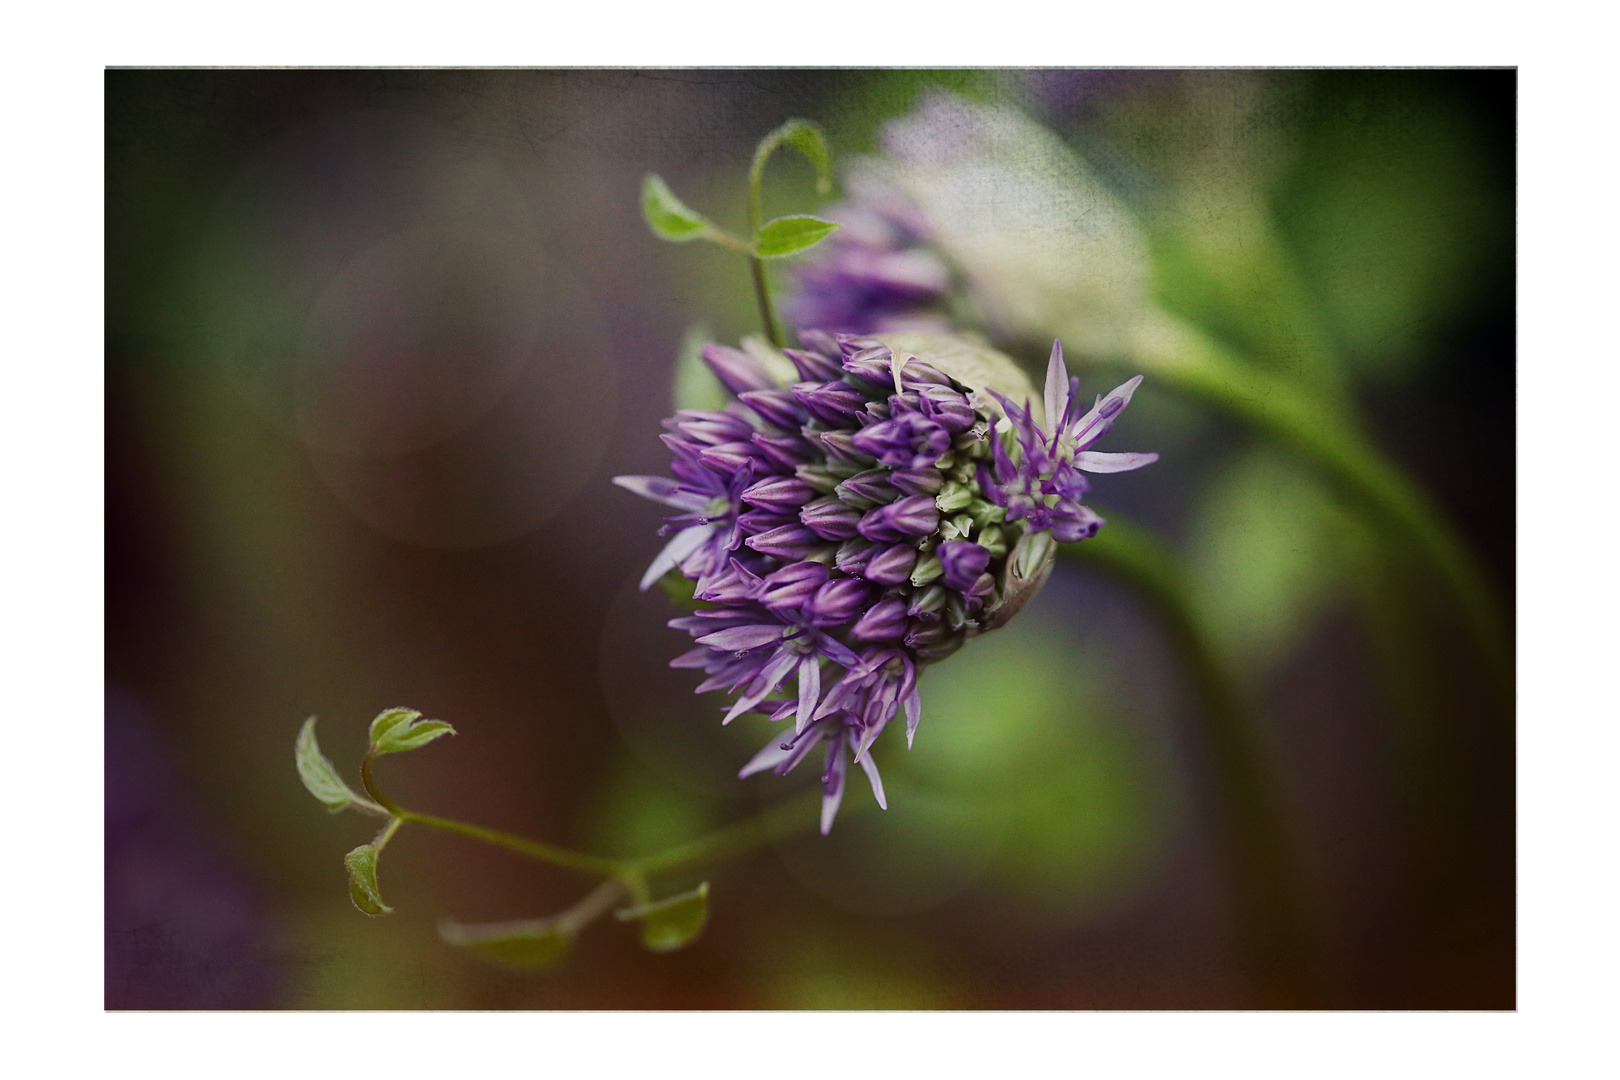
[747,130,785,348]
[1062,520,1321,1006]
[749,256,784,349]
[396,808,627,880]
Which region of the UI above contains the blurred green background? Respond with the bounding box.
[106,69,1513,1009]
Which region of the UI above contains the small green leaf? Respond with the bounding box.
[439,916,574,970]
[754,214,840,259]
[368,707,420,747]
[615,882,709,952]
[295,717,359,813]
[344,844,392,916]
[368,707,456,756]
[375,720,456,756]
[759,119,834,195]
[642,174,713,242]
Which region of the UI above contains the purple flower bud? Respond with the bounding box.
[853,415,951,469]
[758,561,830,611]
[938,540,991,592]
[888,467,944,496]
[899,360,953,387]
[702,343,777,395]
[800,496,863,540]
[752,431,816,470]
[817,429,874,465]
[804,577,871,627]
[742,475,816,514]
[849,418,910,460]
[834,538,881,576]
[669,411,755,445]
[907,584,948,622]
[853,596,909,642]
[1050,501,1104,542]
[699,441,767,477]
[864,543,918,585]
[738,389,807,431]
[736,508,797,534]
[783,345,844,383]
[796,329,840,357]
[914,385,976,433]
[857,495,940,543]
[841,344,897,387]
[746,524,825,559]
[792,381,868,425]
[907,621,952,654]
[834,469,900,508]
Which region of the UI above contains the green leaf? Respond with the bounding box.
[438,916,574,970]
[295,717,359,813]
[615,882,709,953]
[375,720,456,756]
[757,119,834,195]
[368,707,456,756]
[641,174,713,242]
[368,707,419,747]
[344,844,393,916]
[754,215,840,259]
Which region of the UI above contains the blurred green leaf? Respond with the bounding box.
[615,882,709,952]
[344,844,392,916]
[671,323,727,413]
[641,174,714,242]
[754,214,840,258]
[1186,446,1347,671]
[908,605,1168,913]
[438,915,574,970]
[758,119,834,195]
[295,716,359,813]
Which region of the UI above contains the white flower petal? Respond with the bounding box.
[639,524,713,591]
[613,475,706,512]
[857,752,888,811]
[1043,339,1069,440]
[1075,450,1159,474]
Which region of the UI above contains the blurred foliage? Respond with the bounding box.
[1185,446,1349,675]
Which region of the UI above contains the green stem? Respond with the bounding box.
[396,808,627,880]
[749,256,784,349]
[359,751,825,886]
[747,132,785,348]
[1062,520,1321,1006]
[1125,313,1512,702]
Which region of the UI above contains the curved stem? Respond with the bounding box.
[358,751,825,886]
[1061,520,1322,1006]
[747,129,785,348]
[1125,312,1512,703]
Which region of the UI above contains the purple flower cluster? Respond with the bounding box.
[784,174,954,336]
[983,340,1159,542]
[616,331,1153,832]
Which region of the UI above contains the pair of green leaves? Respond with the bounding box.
[642,119,840,259]
[438,882,711,971]
[295,710,456,814]
[295,709,457,917]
